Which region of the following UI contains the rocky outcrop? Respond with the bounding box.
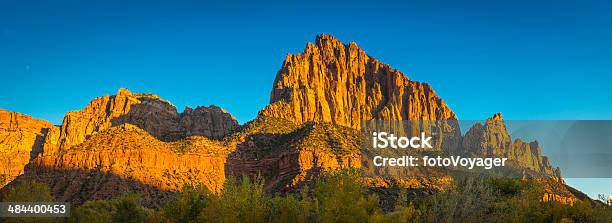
[260,34,457,128]
[462,113,561,178]
[43,88,239,154]
[180,105,239,139]
[0,109,57,187]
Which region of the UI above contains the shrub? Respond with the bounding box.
[112,193,149,223]
[385,189,422,223]
[267,194,307,223]
[198,176,268,223]
[311,170,383,223]
[69,193,150,223]
[69,199,115,223]
[160,184,210,223]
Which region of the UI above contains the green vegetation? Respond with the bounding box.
[69,193,151,223]
[2,174,612,223]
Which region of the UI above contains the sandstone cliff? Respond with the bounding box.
[43,88,239,154]
[0,109,57,187]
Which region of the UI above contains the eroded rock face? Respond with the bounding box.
[260,34,457,128]
[0,109,57,187]
[462,113,561,178]
[43,88,239,154]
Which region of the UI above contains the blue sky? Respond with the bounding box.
[1,0,611,198]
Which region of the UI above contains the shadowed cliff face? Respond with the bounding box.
[0,109,57,187]
[43,88,239,154]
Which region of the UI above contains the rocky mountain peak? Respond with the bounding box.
[260,34,457,129]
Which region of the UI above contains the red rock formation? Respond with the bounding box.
[0,109,57,187]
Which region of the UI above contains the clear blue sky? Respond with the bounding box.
[1,0,611,198]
